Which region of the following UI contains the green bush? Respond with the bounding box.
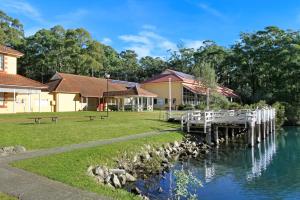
[272,102,286,128]
[177,104,194,110]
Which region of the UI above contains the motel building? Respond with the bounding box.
[0,45,238,114]
[0,45,53,113]
[141,69,239,110]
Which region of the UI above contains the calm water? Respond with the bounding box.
[133,127,300,200]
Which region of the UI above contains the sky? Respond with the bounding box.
[1,0,300,58]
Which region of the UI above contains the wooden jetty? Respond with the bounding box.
[167,107,276,147]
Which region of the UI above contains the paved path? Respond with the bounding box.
[0,129,178,200]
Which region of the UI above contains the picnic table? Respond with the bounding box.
[29,116,58,124]
[85,115,107,121]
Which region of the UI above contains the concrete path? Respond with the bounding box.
[0,129,178,200]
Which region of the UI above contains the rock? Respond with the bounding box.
[94,166,105,177]
[3,146,14,153]
[174,141,180,147]
[158,187,163,193]
[133,155,138,163]
[87,165,94,176]
[104,175,111,184]
[119,174,127,185]
[111,174,121,188]
[13,145,26,153]
[131,187,141,195]
[110,169,126,175]
[125,173,136,182]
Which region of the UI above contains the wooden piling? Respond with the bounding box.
[225,127,229,144]
[206,125,212,145]
[214,126,219,145]
[231,128,235,139]
[257,123,261,143]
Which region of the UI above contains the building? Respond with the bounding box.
[141,69,239,110]
[0,45,53,113]
[47,72,157,112]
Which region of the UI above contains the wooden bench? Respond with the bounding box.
[86,116,96,121]
[29,117,42,124]
[29,116,58,124]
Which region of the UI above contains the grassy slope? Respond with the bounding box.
[0,111,177,149]
[0,193,17,200]
[13,132,183,200]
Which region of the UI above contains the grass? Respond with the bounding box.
[13,131,184,200]
[0,111,177,150]
[0,193,17,200]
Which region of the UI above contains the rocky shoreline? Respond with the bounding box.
[87,132,248,199]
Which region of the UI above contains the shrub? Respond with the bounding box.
[272,102,286,128]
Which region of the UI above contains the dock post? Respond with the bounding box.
[206,125,212,145]
[214,126,219,145]
[248,123,255,147]
[257,123,261,143]
[225,127,229,145]
[263,122,266,139]
[231,128,235,140]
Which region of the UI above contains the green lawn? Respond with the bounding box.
[13,132,183,200]
[0,192,17,200]
[0,111,177,150]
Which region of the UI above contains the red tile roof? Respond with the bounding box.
[0,45,24,58]
[142,69,239,98]
[0,72,47,89]
[104,86,157,97]
[47,73,128,97]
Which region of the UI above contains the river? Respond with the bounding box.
[132,127,300,200]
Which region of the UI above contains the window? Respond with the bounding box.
[154,98,157,105]
[0,93,4,106]
[165,98,168,104]
[182,87,204,105]
[0,54,4,71]
[173,98,176,104]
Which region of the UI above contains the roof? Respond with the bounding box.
[0,72,47,89]
[103,86,157,97]
[143,69,239,98]
[0,45,24,58]
[47,72,128,97]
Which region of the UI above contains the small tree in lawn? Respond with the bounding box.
[193,62,217,110]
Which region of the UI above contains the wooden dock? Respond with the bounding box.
[167,107,276,147]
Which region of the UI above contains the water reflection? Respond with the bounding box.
[247,133,277,181]
[130,127,300,200]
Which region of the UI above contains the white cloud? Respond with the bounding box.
[101,37,112,45]
[183,40,204,49]
[119,26,177,58]
[0,0,44,22]
[198,3,224,18]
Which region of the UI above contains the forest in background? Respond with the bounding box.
[0,10,299,125]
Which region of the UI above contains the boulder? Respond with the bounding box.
[158,187,163,193]
[86,165,94,176]
[94,166,105,177]
[110,169,126,175]
[95,176,104,183]
[3,146,14,153]
[125,173,136,182]
[119,174,127,185]
[111,174,121,188]
[13,145,26,153]
[174,141,180,147]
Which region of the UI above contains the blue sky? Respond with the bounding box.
[1,0,300,58]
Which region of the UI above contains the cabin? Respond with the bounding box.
[47,72,157,112]
[0,45,53,113]
[141,69,239,110]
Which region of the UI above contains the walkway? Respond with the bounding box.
[0,129,178,200]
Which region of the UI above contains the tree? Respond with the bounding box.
[119,50,139,81]
[0,10,24,47]
[139,56,167,80]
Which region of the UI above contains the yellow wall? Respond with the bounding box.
[4,55,17,74]
[141,81,183,109]
[0,91,54,113]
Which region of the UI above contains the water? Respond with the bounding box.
[132,127,300,200]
